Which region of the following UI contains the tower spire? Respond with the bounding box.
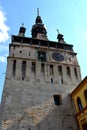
[37,8,39,16]
[31,9,48,40]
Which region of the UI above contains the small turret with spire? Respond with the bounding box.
[57,29,65,43]
[18,23,26,37]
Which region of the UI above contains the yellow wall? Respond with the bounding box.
[73,83,87,112]
[71,77,87,130]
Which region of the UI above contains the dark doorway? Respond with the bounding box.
[82,123,87,130]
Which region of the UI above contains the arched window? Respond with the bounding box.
[41,63,44,72]
[77,97,83,111]
[67,66,71,76]
[74,67,78,79]
[31,62,36,73]
[84,90,87,103]
[50,65,53,75]
[51,78,53,83]
[58,65,62,76]
[58,65,63,84]
[22,61,26,80]
[12,60,16,77]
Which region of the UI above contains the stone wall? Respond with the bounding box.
[0,42,81,130]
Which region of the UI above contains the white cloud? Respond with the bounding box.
[0,45,8,62]
[0,8,10,43]
[0,56,7,62]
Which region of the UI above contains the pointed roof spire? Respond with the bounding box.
[35,8,42,24]
[37,8,39,16]
[22,22,24,27]
[31,9,48,40]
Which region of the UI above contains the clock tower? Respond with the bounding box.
[0,10,81,130]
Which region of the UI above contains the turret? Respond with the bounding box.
[18,23,26,37]
[57,30,66,43]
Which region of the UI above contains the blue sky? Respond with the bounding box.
[0,0,87,102]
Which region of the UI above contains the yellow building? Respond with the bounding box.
[71,76,87,130]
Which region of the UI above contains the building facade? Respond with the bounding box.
[0,11,81,130]
[71,76,87,130]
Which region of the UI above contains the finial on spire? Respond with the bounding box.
[37,8,39,16]
[56,29,59,34]
[22,22,24,27]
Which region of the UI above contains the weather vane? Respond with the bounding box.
[56,29,59,34]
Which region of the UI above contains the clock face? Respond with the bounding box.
[52,52,64,61]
